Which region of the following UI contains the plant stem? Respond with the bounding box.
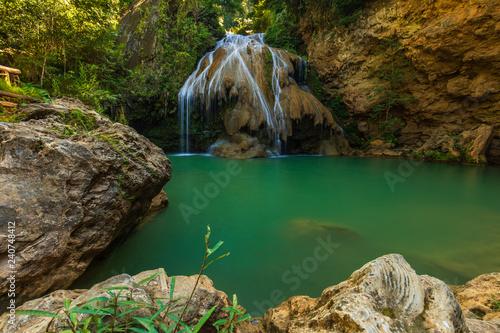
[173,247,209,332]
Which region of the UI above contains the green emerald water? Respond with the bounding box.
[73,155,500,316]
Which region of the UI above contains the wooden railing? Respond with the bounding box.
[0,65,42,109]
[0,65,21,86]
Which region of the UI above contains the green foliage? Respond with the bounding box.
[60,109,97,132]
[264,8,301,53]
[17,226,243,333]
[328,0,369,24]
[123,0,225,130]
[0,80,50,101]
[0,0,125,111]
[264,51,274,90]
[50,63,121,113]
[369,38,416,144]
[326,96,350,118]
[0,111,27,123]
[305,69,326,100]
[214,295,251,332]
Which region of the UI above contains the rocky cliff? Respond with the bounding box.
[301,0,500,164]
[0,99,171,310]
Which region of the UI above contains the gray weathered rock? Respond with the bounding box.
[263,254,470,332]
[0,100,171,310]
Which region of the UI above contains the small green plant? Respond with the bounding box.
[37,138,44,149]
[213,294,250,332]
[60,109,97,132]
[0,110,27,123]
[369,38,417,144]
[489,298,500,310]
[326,95,350,118]
[17,226,237,333]
[173,225,231,332]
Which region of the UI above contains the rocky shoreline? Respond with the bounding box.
[1,254,498,332]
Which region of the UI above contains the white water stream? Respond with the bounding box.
[178,33,308,153]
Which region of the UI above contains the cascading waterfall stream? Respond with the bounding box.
[178,33,335,154]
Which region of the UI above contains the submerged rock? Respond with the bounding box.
[210,133,273,159]
[0,100,171,310]
[286,219,362,242]
[263,254,469,332]
[0,269,232,333]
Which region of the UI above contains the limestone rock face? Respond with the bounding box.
[0,100,171,309]
[302,0,500,163]
[0,269,231,333]
[263,254,469,332]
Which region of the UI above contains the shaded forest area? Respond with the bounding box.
[0,0,369,149]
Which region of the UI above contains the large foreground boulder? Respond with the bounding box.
[263,254,470,332]
[0,100,171,310]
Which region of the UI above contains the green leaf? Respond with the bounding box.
[127,328,149,333]
[205,225,211,247]
[104,286,130,291]
[117,300,154,308]
[71,308,108,316]
[63,299,71,310]
[119,306,141,317]
[167,313,180,322]
[237,314,251,322]
[84,296,110,304]
[192,306,216,333]
[203,252,230,270]
[132,316,153,327]
[135,271,161,288]
[83,316,92,329]
[170,276,176,300]
[213,318,228,326]
[232,294,238,309]
[207,240,223,256]
[16,310,61,319]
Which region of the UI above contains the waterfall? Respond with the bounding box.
[178,33,331,154]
